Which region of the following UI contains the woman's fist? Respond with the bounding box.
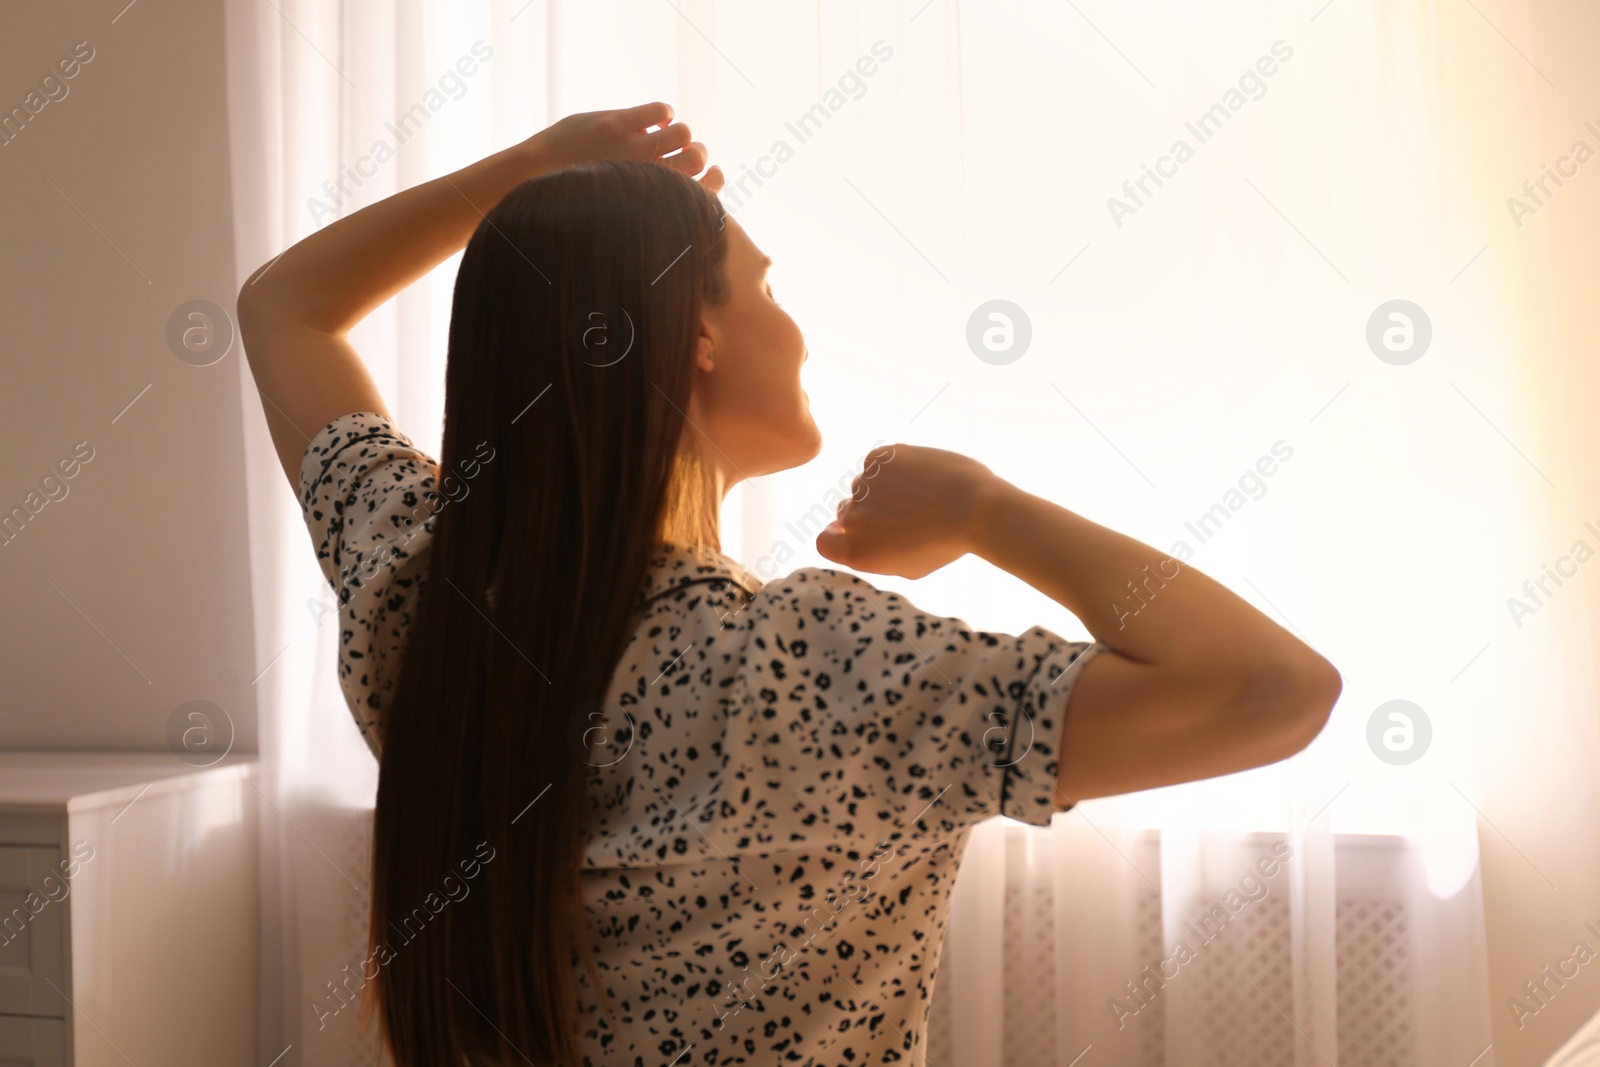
[815,444,998,579]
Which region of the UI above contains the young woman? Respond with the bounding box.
[239,102,1340,1067]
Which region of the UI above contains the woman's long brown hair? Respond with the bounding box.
[363,160,730,1066]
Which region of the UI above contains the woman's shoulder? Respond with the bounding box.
[754,563,882,595]
[743,563,921,622]
[740,561,1087,670]
[298,410,436,513]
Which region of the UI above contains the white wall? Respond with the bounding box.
[0,0,255,754]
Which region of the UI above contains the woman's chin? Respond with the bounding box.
[802,419,824,462]
[746,415,823,475]
[772,427,824,474]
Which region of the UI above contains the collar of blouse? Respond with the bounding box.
[634,542,765,612]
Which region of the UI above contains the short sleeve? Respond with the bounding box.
[298,411,440,758]
[730,566,1108,844]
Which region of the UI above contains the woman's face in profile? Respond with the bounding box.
[690,216,822,480]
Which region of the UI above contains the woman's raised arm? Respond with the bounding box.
[818,443,1342,807]
[236,101,717,487]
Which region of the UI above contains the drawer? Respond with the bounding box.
[0,847,67,1018]
[0,1014,66,1066]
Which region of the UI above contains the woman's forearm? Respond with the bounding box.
[970,477,1321,673]
[243,140,546,334]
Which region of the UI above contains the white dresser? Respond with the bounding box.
[0,753,259,1066]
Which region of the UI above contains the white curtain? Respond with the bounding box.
[224,1,1525,1063]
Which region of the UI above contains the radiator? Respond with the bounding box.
[927,830,1478,1067]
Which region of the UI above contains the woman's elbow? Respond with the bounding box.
[1292,655,1341,749]
[1237,653,1341,760]
[236,268,276,331]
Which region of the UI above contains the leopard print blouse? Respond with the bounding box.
[299,410,1106,1066]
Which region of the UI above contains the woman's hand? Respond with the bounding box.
[815,444,999,579]
[522,101,724,193]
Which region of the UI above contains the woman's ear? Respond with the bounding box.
[694,320,716,371]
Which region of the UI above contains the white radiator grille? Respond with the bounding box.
[1336,897,1416,1067]
[1000,864,1057,1066]
[339,809,383,1067]
[1181,889,1296,1067]
[926,832,1423,1067]
[1135,875,1166,1065]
